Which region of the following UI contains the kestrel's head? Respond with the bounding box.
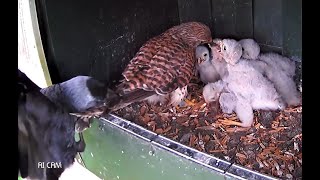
[195,44,211,65]
[215,39,243,65]
[171,22,212,47]
[238,39,260,60]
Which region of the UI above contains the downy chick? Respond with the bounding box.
[239,39,301,106]
[238,39,260,60]
[202,79,225,103]
[195,43,220,84]
[238,38,268,73]
[203,80,236,114]
[195,39,228,84]
[207,39,285,127]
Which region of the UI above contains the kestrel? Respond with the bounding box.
[73,21,213,119]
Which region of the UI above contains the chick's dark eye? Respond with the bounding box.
[223,46,226,51]
[204,53,207,57]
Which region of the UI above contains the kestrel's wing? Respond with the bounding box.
[70,34,197,118]
[120,34,196,96]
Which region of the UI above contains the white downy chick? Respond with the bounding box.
[211,39,285,127]
[239,39,301,106]
[217,39,243,66]
[195,44,221,84]
[203,80,236,114]
[168,85,188,106]
[210,39,230,79]
[259,55,301,106]
[238,38,268,73]
[195,39,229,84]
[259,53,296,78]
[238,39,260,60]
[239,38,295,78]
[219,92,237,114]
[202,80,226,103]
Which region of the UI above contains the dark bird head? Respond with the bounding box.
[18,69,86,180]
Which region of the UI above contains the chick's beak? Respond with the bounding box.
[209,43,224,62]
[197,57,204,64]
[208,41,220,49]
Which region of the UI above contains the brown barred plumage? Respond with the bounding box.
[72,21,212,119]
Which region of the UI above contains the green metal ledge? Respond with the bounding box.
[80,115,278,180]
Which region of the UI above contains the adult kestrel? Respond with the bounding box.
[72,21,213,119]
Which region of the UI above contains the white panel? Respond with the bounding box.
[18,0,52,88]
